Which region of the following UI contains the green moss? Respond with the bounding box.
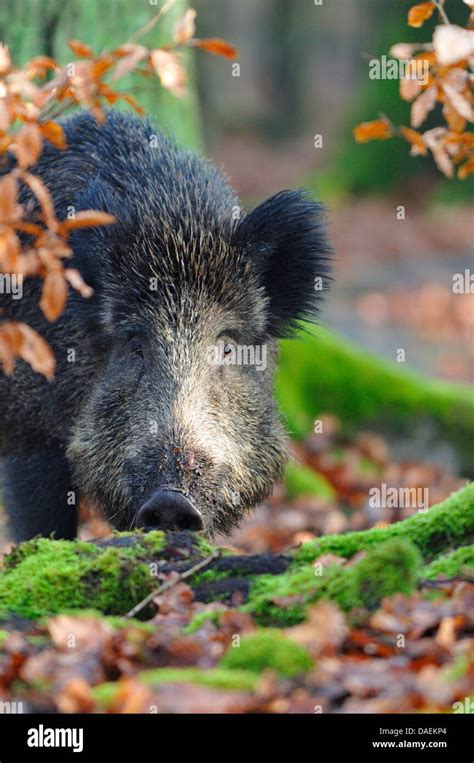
[284,460,336,500]
[347,538,421,609]
[0,532,170,619]
[140,666,258,691]
[2,537,95,570]
[189,568,229,587]
[135,531,166,555]
[277,326,474,475]
[195,535,220,557]
[359,457,381,477]
[220,630,313,677]
[423,546,474,580]
[445,655,471,682]
[91,682,121,710]
[93,667,259,708]
[294,483,474,564]
[183,610,226,634]
[246,538,421,624]
[244,565,318,626]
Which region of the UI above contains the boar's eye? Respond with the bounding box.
[216,332,238,365]
[128,337,146,367]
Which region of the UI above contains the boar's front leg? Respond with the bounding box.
[2,449,78,541]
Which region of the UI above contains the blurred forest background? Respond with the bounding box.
[0,0,472,552]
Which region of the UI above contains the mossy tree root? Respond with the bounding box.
[277,327,474,476]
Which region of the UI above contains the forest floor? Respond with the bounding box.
[0,423,472,714]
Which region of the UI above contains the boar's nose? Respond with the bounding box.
[136,490,203,532]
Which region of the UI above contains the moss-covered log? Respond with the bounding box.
[0,483,472,624]
[277,327,474,476]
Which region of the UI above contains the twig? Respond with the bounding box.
[432,0,450,25]
[39,98,74,123]
[128,0,177,44]
[419,576,474,588]
[125,548,221,618]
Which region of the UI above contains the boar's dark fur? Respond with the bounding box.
[0,110,331,540]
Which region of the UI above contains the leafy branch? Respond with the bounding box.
[354,0,474,180]
[0,2,237,377]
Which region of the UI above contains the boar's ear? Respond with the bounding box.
[236,190,332,337]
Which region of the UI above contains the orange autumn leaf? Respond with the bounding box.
[60,210,116,231]
[0,321,55,378]
[399,126,428,156]
[90,104,106,124]
[0,174,20,224]
[98,85,120,105]
[390,43,418,60]
[442,81,474,123]
[64,268,93,298]
[40,270,68,321]
[150,49,187,98]
[0,321,28,375]
[120,93,145,115]
[17,323,55,378]
[191,38,238,60]
[29,55,57,71]
[20,171,57,230]
[442,100,467,132]
[353,118,392,143]
[174,9,197,45]
[400,74,421,102]
[458,154,474,178]
[41,120,67,149]
[0,134,12,153]
[68,40,94,58]
[408,2,436,28]
[13,123,43,168]
[433,24,474,65]
[0,43,11,76]
[12,221,45,238]
[91,56,115,80]
[110,44,147,81]
[411,85,437,129]
[0,228,21,271]
[423,126,454,177]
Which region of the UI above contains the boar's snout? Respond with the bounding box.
[135,490,203,532]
